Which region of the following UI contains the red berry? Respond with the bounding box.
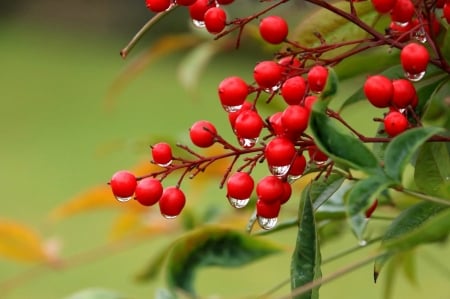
[281,105,309,134]
[253,61,283,89]
[384,111,409,136]
[288,154,307,177]
[228,101,252,128]
[400,43,429,76]
[281,76,306,105]
[307,65,328,93]
[110,170,137,201]
[217,0,234,4]
[365,199,379,218]
[159,187,186,218]
[444,3,450,24]
[279,181,292,205]
[226,172,254,200]
[256,199,281,219]
[234,109,264,140]
[303,95,318,111]
[176,0,196,5]
[370,0,396,13]
[308,146,328,163]
[188,0,214,21]
[189,120,217,148]
[259,16,289,44]
[264,137,296,169]
[145,0,172,12]
[363,75,393,108]
[390,0,415,24]
[151,142,173,166]
[268,112,285,136]
[278,56,301,76]
[204,7,227,34]
[135,178,163,206]
[218,76,248,112]
[256,175,284,203]
[391,79,416,108]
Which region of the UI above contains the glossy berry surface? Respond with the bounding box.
[279,181,292,205]
[288,154,307,177]
[159,187,186,218]
[110,170,137,199]
[363,75,393,108]
[256,175,284,203]
[400,43,429,75]
[188,0,214,21]
[391,79,416,108]
[308,146,328,163]
[226,172,254,200]
[204,7,227,34]
[264,137,296,167]
[135,178,163,206]
[281,76,306,105]
[151,142,173,166]
[233,110,264,139]
[218,76,248,111]
[307,65,328,93]
[189,120,217,148]
[370,0,396,13]
[390,0,415,23]
[145,0,172,12]
[253,61,283,89]
[256,199,281,218]
[259,16,289,44]
[281,105,309,134]
[384,111,409,136]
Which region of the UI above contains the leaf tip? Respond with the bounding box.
[374,270,379,283]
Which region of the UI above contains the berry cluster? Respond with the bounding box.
[112,0,449,230]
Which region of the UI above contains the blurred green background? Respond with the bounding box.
[0,1,449,299]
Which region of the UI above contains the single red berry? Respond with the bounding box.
[218,76,248,112]
[189,120,217,148]
[389,20,415,42]
[308,146,328,163]
[256,175,285,203]
[278,56,301,76]
[110,170,137,201]
[365,199,379,218]
[281,105,309,134]
[307,65,328,93]
[226,172,254,200]
[391,79,416,108]
[204,7,227,34]
[370,0,397,13]
[281,76,306,105]
[176,0,196,5]
[264,137,296,170]
[159,187,186,218]
[151,142,173,166]
[384,111,409,136]
[259,16,289,44]
[188,0,214,21]
[288,154,307,178]
[303,95,318,111]
[400,43,430,76]
[268,112,284,136]
[234,109,264,140]
[363,75,394,108]
[145,0,172,12]
[135,178,163,206]
[279,181,292,205]
[444,3,450,24]
[253,61,283,90]
[391,0,415,24]
[228,101,252,128]
[256,199,281,219]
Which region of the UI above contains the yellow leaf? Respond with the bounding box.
[0,219,48,263]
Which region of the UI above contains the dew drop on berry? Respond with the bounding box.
[413,28,427,43]
[192,19,206,28]
[394,20,410,28]
[115,195,133,203]
[238,137,258,148]
[157,160,172,167]
[228,197,250,209]
[287,174,303,183]
[405,70,425,82]
[257,216,278,230]
[162,213,178,219]
[264,82,282,93]
[223,104,243,113]
[270,165,290,177]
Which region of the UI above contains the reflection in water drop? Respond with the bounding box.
[238,137,258,148]
[405,71,425,82]
[115,196,133,203]
[359,239,368,246]
[162,214,177,219]
[414,27,427,43]
[222,104,243,113]
[394,21,410,28]
[228,197,250,209]
[287,174,302,183]
[192,19,206,28]
[257,216,278,230]
[270,165,290,177]
[157,160,173,167]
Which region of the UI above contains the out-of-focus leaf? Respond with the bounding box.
[384,127,443,183]
[0,219,48,263]
[291,185,322,299]
[310,104,382,174]
[346,175,394,240]
[422,78,450,128]
[415,142,450,198]
[164,226,282,296]
[63,288,127,299]
[106,34,202,107]
[381,251,417,299]
[137,242,174,282]
[374,201,447,281]
[291,1,378,58]
[415,76,448,117]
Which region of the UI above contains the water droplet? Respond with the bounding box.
[287,174,302,183]
[359,239,368,246]
[162,214,177,219]
[264,82,281,93]
[238,137,258,148]
[222,104,243,113]
[414,27,427,43]
[115,196,133,203]
[394,21,410,28]
[270,165,290,177]
[228,197,250,209]
[257,216,278,230]
[313,158,330,166]
[192,19,205,28]
[405,71,425,82]
[157,160,173,167]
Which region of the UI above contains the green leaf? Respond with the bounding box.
[384,127,443,183]
[310,173,346,210]
[422,78,450,128]
[136,243,173,282]
[291,185,322,299]
[415,76,448,117]
[63,288,127,299]
[346,175,395,240]
[291,1,378,59]
[381,251,417,299]
[316,181,353,221]
[309,108,382,174]
[165,226,282,296]
[414,142,450,198]
[320,67,339,101]
[374,201,447,281]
